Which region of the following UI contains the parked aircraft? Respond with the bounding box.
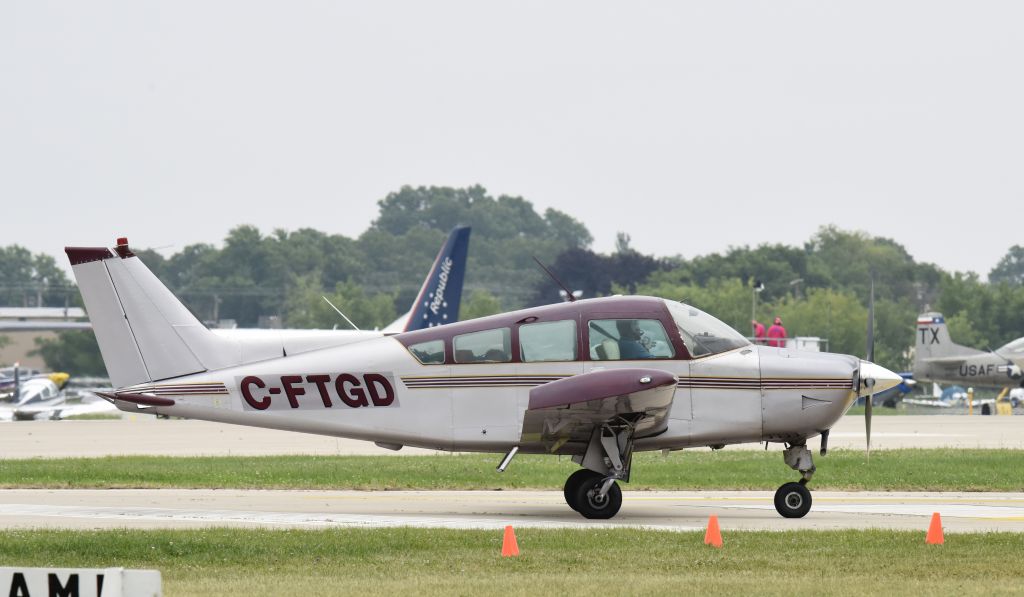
[67,239,901,520]
[0,377,117,421]
[913,312,1024,388]
[1,368,69,400]
[857,373,915,408]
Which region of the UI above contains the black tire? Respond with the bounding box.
[774,482,812,518]
[563,469,602,511]
[572,477,623,519]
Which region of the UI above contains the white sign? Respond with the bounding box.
[0,567,161,597]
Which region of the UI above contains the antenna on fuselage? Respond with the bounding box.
[322,296,361,330]
[532,257,577,303]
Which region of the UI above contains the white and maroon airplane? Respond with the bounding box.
[66,239,901,520]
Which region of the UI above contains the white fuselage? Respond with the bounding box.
[115,335,859,454]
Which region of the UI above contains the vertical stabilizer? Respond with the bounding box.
[384,226,471,332]
[914,312,984,362]
[66,241,238,388]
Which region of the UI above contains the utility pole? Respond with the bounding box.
[212,293,222,324]
[789,278,803,299]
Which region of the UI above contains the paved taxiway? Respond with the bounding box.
[1,489,1022,533]
[1,414,1022,458]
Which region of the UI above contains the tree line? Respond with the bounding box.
[4,186,1024,375]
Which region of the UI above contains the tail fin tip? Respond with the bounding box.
[65,246,115,266]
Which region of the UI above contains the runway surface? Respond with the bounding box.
[1,489,1022,533]
[1,414,1022,458]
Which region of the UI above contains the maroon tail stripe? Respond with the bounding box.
[65,247,115,266]
[97,392,176,407]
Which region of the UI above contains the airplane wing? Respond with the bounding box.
[521,368,677,453]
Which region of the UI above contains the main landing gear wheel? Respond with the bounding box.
[571,477,622,520]
[774,482,812,518]
[563,469,602,511]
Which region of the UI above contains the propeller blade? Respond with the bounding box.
[866,278,875,364]
[865,393,872,457]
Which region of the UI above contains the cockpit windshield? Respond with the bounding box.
[1003,337,1024,355]
[665,300,750,357]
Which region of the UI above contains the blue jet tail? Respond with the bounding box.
[396,226,471,331]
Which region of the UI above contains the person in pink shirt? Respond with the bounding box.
[767,317,787,348]
[751,320,766,344]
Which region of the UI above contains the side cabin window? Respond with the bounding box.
[589,319,675,360]
[520,320,577,362]
[454,328,512,363]
[408,339,445,365]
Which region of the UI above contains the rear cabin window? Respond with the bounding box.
[408,339,445,365]
[588,319,675,360]
[454,328,512,363]
[520,320,577,362]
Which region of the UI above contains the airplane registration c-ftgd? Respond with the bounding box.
[66,239,901,520]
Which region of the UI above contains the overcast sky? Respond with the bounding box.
[2,1,1021,278]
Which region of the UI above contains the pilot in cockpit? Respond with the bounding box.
[616,319,654,359]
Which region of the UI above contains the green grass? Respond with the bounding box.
[0,528,1021,596]
[2,449,1021,491]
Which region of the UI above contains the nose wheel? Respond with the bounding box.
[775,443,816,518]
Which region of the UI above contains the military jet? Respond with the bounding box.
[66,239,901,520]
[913,312,1024,389]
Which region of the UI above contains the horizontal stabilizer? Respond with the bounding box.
[96,391,176,407]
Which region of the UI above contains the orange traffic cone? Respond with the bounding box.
[704,515,723,548]
[926,512,944,545]
[502,525,520,557]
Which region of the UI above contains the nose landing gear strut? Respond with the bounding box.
[775,443,815,518]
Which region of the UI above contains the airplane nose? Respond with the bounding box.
[858,361,903,396]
